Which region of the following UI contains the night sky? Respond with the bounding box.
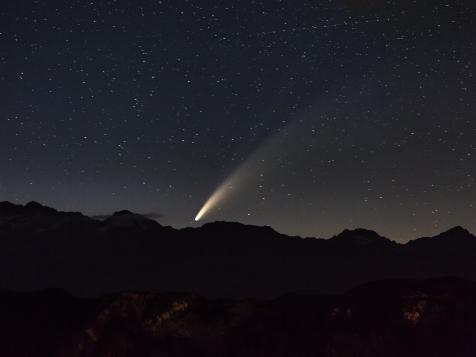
[1,0,476,241]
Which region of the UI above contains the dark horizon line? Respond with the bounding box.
[1,199,473,244]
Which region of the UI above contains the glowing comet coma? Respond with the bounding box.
[194,171,242,221]
[194,185,228,221]
[194,124,291,222]
[194,155,259,222]
[193,102,323,223]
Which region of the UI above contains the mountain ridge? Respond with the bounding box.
[1,200,472,244]
[1,201,476,298]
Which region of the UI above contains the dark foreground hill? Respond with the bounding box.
[2,201,476,297]
[1,278,476,357]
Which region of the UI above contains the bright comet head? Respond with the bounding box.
[194,208,206,221]
[194,180,235,222]
[194,144,264,222]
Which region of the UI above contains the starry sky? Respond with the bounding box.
[1,0,476,241]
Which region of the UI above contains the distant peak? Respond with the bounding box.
[436,226,473,239]
[337,228,383,238]
[0,201,22,216]
[25,201,57,213]
[0,201,17,209]
[112,210,134,216]
[341,228,379,235]
[333,228,389,245]
[25,201,44,209]
[202,221,248,229]
[444,226,469,234]
[103,210,160,232]
[198,221,280,240]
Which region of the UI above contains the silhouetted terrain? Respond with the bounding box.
[1,201,476,297]
[1,278,476,357]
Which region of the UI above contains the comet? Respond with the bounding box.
[194,66,364,222]
[194,124,289,222]
[194,98,324,222]
[194,166,246,222]
[194,181,232,221]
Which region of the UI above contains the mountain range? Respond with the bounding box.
[1,201,476,297]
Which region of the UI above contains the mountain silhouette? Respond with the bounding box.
[1,201,476,297]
